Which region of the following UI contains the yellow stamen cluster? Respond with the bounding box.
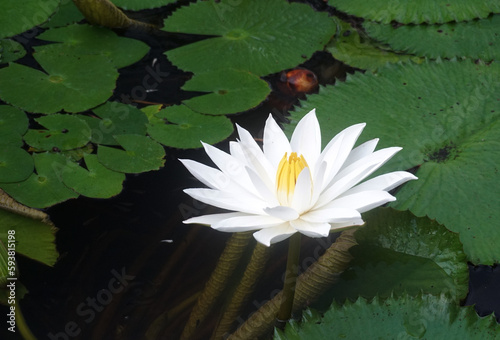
[276,152,308,205]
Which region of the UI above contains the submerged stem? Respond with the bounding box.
[276,232,301,325]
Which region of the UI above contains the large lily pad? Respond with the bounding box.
[36,24,150,68]
[182,69,270,115]
[326,209,468,304]
[0,105,28,147]
[0,49,118,114]
[0,0,60,39]
[0,147,34,183]
[97,134,165,173]
[23,114,92,151]
[326,21,421,71]
[79,101,149,145]
[0,39,26,64]
[61,154,125,198]
[163,0,336,76]
[110,0,177,11]
[147,105,233,149]
[43,0,85,28]
[0,153,78,208]
[0,209,57,266]
[286,60,500,264]
[364,15,500,61]
[276,294,500,339]
[329,0,500,24]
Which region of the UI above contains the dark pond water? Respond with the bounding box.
[1,2,499,339]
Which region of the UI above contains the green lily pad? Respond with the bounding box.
[110,0,177,11]
[324,209,468,304]
[97,134,165,173]
[0,49,118,114]
[326,21,422,71]
[364,15,500,61]
[36,24,150,68]
[0,147,34,183]
[329,0,500,24]
[276,294,500,340]
[182,69,270,115]
[286,60,500,264]
[147,105,233,149]
[0,105,29,146]
[0,209,57,266]
[0,39,26,63]
[0,0,60,39]
[43,0,85,28]
[163,0,336,76]
[0,153,78,208]
[79,101,149,145]
[23,114,92,151]
[62,154,125,198]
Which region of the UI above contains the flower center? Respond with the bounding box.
[276,152,308,205]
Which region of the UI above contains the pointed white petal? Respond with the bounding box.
[213,214,283,231]
[340,138,379,170]
[301,207,361,224]
[183,212,248,225]
[329,218,365,231]
[290,109,321,169]
[325,190,396,213]
[184,188,265,214]
[290,219,331,238]
[263,114,291,170]
[253,224,296,246]
[263,206,299,221]
[344,171,417,196]
[202,142,248,181]
[291,167,312,213]
[238,141,275,191]
[316,123,366,191]
[246,166,280,206]
[310,161,327,205]
[179,159,230,191]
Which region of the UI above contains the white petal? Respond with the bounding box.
[301,207,361,224]
[202,142,248,181]
[184,188,265,214]
[264,206,299,221]
[290,219,331,238]
[184,212,248,225]
[344,171,418,196]
[329,218,365,231]
[238,140,275,191]
[263,114,291,170]
[340,138,379,170]
[290,109,321,169]
[325,190,396,213]
[291,167,312,212]
[253,224,296,246]
[246,166,280,206]
[315,123,366,191]
[179,159,230,190]
[213,214,284,231]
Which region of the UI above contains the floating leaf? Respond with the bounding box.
[286,60,500,264]
[0,153,78,209]
[324,209,468,304]
[0,209,57,266]
[182,69,270,115]
[326,21,421,71]
[0,50,118,114]
[329,0,500,24]
[61,154,125,198]
[79,101,149,145]
[276,294,500,340]
[163,0,336,76]
[110,0,176,11]
[23,114,92,151]
[0,147,34,183]
[0,105,28,147]
[147,105,233,149]
[0,0,60,39]
[97,134,165,173]
[36,24,150,68]
[43,0,85,28]
[364,15,500,61]
[0,39,26,63]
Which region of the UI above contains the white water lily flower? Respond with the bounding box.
[180,109,417,246]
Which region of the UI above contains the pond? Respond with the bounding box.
[0,1,499,339]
